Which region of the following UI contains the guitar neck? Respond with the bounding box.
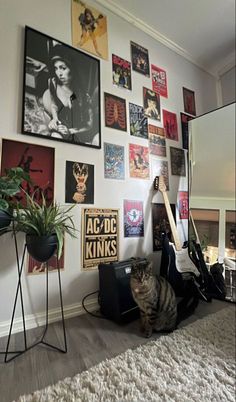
[189,211,200,244]
[162,191,182,251]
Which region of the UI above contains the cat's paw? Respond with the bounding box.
[144,328,153,338]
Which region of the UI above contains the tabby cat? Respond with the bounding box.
[130,259,198,337]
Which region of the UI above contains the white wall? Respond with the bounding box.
[0,0,218,336]
[221,67,236,106]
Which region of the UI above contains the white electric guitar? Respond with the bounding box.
[154,176,200,277]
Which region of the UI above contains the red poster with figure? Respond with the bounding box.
[151,64,168,98]
[162,109,178,141]
[0,139,54,206]
[178,191,189,219]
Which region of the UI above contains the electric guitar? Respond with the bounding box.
[154,176,200,278]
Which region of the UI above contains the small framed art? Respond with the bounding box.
[183,87,196,116]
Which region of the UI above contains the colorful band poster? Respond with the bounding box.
[71,0,108,60]
[129,103,148,139]
[104,142,125,180]
[151,64,168,98]
[65,161,94,204]
[112,54,132,90]
[130,41,150,77]
[124,200,144,238]
[178,191,189,219]
[148,125,166,157]
[81,208,119,270]
[104,93,127,131]
[129,144,150,179]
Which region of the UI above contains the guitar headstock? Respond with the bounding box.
[153,175,166,193]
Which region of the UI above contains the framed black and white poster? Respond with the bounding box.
[22,26,101,149]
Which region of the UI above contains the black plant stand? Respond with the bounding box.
[0,228,67,363]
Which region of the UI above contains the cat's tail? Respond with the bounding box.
[176,280,199,326]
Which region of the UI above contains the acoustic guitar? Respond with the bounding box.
[154,175,200,278]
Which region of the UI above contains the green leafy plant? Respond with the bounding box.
[15,192,77,258]
[0,167,31,211]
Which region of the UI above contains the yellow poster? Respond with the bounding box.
[81,208,119,270]
[71,0,108,60]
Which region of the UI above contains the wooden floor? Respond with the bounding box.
[0,299,231,402]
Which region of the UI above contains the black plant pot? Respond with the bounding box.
[26,234,58,262]
[0,209,12,230]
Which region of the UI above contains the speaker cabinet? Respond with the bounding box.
[98,259,146,323]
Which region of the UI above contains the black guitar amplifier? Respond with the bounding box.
[98,258,146,323]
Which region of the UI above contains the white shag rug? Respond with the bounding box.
[15,306,235,402]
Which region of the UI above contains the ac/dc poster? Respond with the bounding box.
[27,244,64,275]
[148,125,166,157]
[124,199,144,238]
[112,54,132,90]
[130,41,150,77]
[162,109,178,141]
[183,87,196,116]
[152,203,176,251]
[129,103,148,139]
[129,144,150,179]
[0,139,54,206]
[152,159,169,191]
[178,191,189,219]
[104,142,125,180]
[170,147,186,176]
[143,88,161,121]
[65,161,94,204]
[81,208,119,270]
[104,93,127,131]
[151,64,168,98]
[181,112,194,150]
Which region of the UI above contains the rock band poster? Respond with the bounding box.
[81,208,119,270]
[65,161,94,204]
[129,103,148,139]
[123,200,144,238]
[112,54,132,90]
[22,26,101,149]
[104,93,127,131]
[130,41,150,77]
[151,64,168,98]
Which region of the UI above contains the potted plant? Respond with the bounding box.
[0,167,31,230]
[14,192,77,262]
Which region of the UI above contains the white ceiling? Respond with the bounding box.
[97,0,235,77]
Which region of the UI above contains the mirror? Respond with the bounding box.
[189,102,236,301]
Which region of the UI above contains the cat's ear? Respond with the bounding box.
[146,261,153,274]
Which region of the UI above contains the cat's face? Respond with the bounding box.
[130,261,152,294]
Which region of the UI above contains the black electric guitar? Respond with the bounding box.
[154,176,200,278]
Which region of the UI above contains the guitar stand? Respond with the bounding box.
[0,230,67,363]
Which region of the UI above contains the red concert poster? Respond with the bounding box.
[104,92,127,131]
[27,245,64,274]
[151,64,168,98]
[0,139,54,205]
[162,109,178,141]
[178,191,189,219]
[123,199,144,238]
[183,87,196,116]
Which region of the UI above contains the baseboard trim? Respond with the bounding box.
[0,297,99,338]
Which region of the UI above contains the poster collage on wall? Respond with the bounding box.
[0,0,196,271]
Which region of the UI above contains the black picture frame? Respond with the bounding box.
[22,26,101,149]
